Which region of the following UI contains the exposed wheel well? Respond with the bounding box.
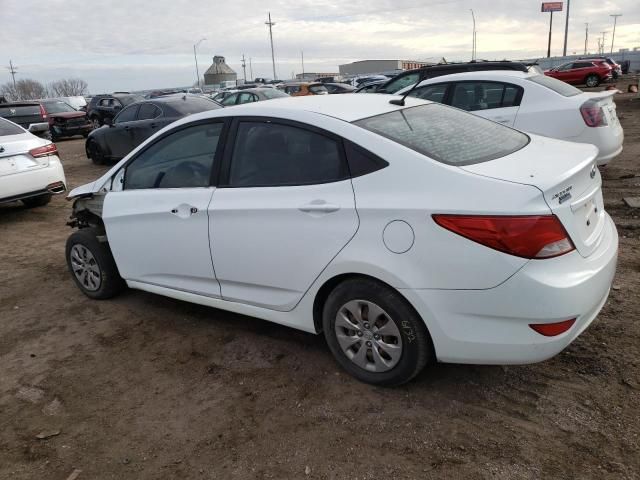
[312,273,413,333]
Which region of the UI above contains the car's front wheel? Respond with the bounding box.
[66,228,125,299]
[322,278,432,386]
[585,74,600,87]
[91,117,101,129]
[87,139,105,165]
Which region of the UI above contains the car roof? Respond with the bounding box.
[0,101,41,106]
[185,93,429,123]
[421,70,535,82]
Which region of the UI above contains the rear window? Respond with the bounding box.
[0,117,24,136]
[527,74,581,97]
[0,105,40,117]
[354,103,529,166]
[169,97,222,115]
[261,88,288,99]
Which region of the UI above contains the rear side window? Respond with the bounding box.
[0,117,24,136]
[354,104,529,166]
[137,103,161,120]
[344,141,388,177]
[309,84,328,94]
[450,82,522,111]
[125,122,223,190]
[527,74,581,97]
[228,121,348,187]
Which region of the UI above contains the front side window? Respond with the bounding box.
[228,121,348,187]
[354,104,529,166]
[115,105,138,123]
[124,122,223,190]
[410,83,448,103]
[385,72,420,94]
[557,63,574,71]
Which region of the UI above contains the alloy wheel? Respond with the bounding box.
[334,300,403,372]
[70,244,102,292]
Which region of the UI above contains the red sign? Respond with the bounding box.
[541,2,563,12]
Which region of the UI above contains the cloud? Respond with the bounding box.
[0,0,637,91]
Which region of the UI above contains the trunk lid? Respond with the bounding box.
[461,135,604,258]
[0,133,50,177]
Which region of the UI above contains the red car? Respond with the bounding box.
[40,99,92,141]
[544,60,612,88]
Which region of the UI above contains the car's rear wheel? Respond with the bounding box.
[322,278,432,386]
[585,74,600,88]
[87,139,105,165]
[91,117,101,129]
[22,194,52,208]
[66,228,125,300]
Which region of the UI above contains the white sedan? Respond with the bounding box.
[0,117,66,207]
[65,95,617,386]
[396,70,623,166]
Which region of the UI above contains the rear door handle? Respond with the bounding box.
[298,202,340,214]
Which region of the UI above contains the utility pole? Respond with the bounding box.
[249,58,253,81]
[610,14,622,54]
[470,9,477,61]
[241,54,247,83]
[301,50,305,79]
[265,12,277,80]
[193,38,206,88]
[584,23,589,54]
[547,11,555,58]
[8,60,17,89]
[600,31,607,54]
[562,0,571,56]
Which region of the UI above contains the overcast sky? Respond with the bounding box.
[0,0,638,92]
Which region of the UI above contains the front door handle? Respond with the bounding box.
[298,201,340,214]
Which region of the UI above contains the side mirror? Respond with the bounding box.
[104,117,113,127]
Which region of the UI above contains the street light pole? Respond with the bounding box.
[562,0,571,56]
[584,23,589,54]
[470,9,476,61]
[266,12,277,80]
[193,38,206,88]
[610,14,622,54]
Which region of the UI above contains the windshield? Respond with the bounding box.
[118,95,145,106]
[169,97,222,114]
[0,117,24,136]
[527,74,581,97]
[43,101,77,113]
[354,103,529,166]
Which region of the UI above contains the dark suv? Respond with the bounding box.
[372,61,530,94]
[87,93,144,128]
[0,101,50,138]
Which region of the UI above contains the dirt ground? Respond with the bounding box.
[1,89,639,480]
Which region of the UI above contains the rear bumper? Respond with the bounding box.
[0,157,66,203]
[27,122,50,133]
[569,126,624,166]
[51,123,92,137]
[402,214,618,365]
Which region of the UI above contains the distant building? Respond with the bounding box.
[295,72,340,81]
[204,56,237,86]
[339,59,433,76]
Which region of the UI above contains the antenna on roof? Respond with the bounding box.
[389,79,421,106]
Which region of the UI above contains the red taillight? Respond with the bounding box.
[39,103,48,120]
[529,319,576,337]
[580,100,608,127]
[29,143,58,158]
[432,214,575,259]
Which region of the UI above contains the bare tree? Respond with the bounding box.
[48,78,88,97]
[0,79,47,101]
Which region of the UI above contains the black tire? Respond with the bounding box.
[65,228,125,300]
[82,132,90,138]
[22,194,52,208]
[87,139,105,165]
[322,278,432,386]
[90,117,101,129]
[585,74,600,88]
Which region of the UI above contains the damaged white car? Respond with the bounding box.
[65,95,617,386]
